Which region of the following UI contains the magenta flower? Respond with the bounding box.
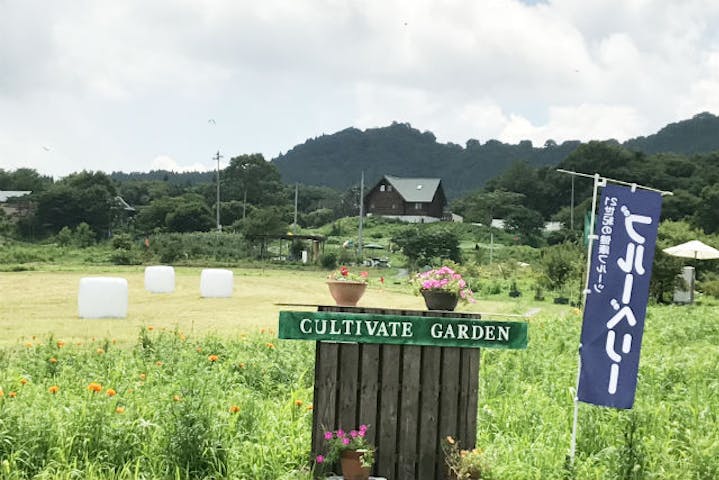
[336,429,345,437]
[342,437,351,445]
[316,455,324,464]
[350,430,358,438]
[324,431,333,440]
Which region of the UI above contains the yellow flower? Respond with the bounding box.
[87,382,102,393]
[155,361,164,367]
[139,373,146,381]
[20,378,28,385]
[0,390,3,397]
[229,405,240,413]
[147,326,154,331]
[8,391,16,398]
[24,342,33,348]
[49,357,58,364]
[208,354,219,362]
[115,406,125,414]
[294,399,303,407]
[56,340,65,348]
[96,348,105,355]
[265,342,275,349]
[307,405,314,411]
[48,385,60,394]
[173,394,181,402]
[106,388,117,397]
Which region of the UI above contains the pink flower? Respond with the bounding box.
[336,429,345,437]
[350,430,358,438]
[359,424,368,432]
[342,437,351,445]
[324,431,333,440]
[316,455,324,464]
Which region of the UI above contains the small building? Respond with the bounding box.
[364,175,447,223]
[0,191,32,220]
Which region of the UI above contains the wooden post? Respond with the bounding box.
[311,306,481,480]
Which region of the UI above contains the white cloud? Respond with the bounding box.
[150,155,211,173]
[1,0,719,177]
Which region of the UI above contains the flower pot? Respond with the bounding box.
[340,450,370,480]
[421,289,459,311]
[326,281,367,307]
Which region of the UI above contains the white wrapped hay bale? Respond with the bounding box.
[144,265,175,293]
[200,268,234,298]
[78,277,128,318]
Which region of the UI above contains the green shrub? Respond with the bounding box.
[320,252,338,270]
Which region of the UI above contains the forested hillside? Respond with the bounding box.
[272,112,719,198]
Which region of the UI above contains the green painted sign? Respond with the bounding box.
[278,311,527,349]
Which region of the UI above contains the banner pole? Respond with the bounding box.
[570,172,603,464]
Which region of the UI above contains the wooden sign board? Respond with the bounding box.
[278,310,527,349]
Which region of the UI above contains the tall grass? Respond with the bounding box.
[1,304,717,478]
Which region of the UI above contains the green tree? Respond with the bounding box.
[392,227,461,268]
[34,171,117,238]
[220,154,286,207]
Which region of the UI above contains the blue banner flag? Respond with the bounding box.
[577,185,662,409]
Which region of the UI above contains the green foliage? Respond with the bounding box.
[0,329,314,479]
[539,244,582,296]
[392,227,461,268]
[148,232,252,264]
[74,222,96,247]
[319,252,338,270]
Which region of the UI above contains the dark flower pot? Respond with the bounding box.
[421,289,459,311]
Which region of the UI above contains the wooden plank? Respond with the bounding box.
[312,341,339,456]
[377,343,401,479]
[397,345,421,479]
[417,345,441,480]
[337,343,360,431]
[358,343,380,448]
[437,347,461,479]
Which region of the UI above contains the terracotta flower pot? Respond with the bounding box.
[326,281,367,307]
[421,289,459,311]
[340,450,370,480]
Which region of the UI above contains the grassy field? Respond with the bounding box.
[0,267,544,347]
[2,266,717,479]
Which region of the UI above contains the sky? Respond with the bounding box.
[1,0,719,179]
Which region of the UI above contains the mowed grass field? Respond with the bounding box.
[0,267,535,346]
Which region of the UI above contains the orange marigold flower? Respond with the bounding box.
[96,348,105,355]
[87,382,102,393]
[49,357,58,364]
[106,388,117,397]
[260,328,266,334]
[20,378,28,385]
[173,394,181,402]
[139,373,146,381]
[48,385,60,394]
[56,340,65,348]
[307,405,314,411]
[8,391,17,398]
[115,406,125,414]
[208,354,219,362]
[238,362,246,369]
[147,326,154,331]
[155,361,164,367]
[265,342,275,349]
[229,405,240,413]
[24,342,33,348]
[294,399,303,407]
[0,390,4,397]
[196,347,203,353]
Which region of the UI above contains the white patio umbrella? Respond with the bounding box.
[662,240,719,260]
[662,240,719,303]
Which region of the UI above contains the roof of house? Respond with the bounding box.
[0,191,32,202]
[383,175,442,202]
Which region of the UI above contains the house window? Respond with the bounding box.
[415,203,422,210]
[387,185,393,192]
[370,203,375,209]
[391,204,397,209]
[380,185,386,192]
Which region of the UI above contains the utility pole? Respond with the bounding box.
[214,150,223,232]
[293,183,299,233]
[358,172,364,259]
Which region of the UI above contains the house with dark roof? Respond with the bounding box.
[0,191,32,220]
[364,175,447,223]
